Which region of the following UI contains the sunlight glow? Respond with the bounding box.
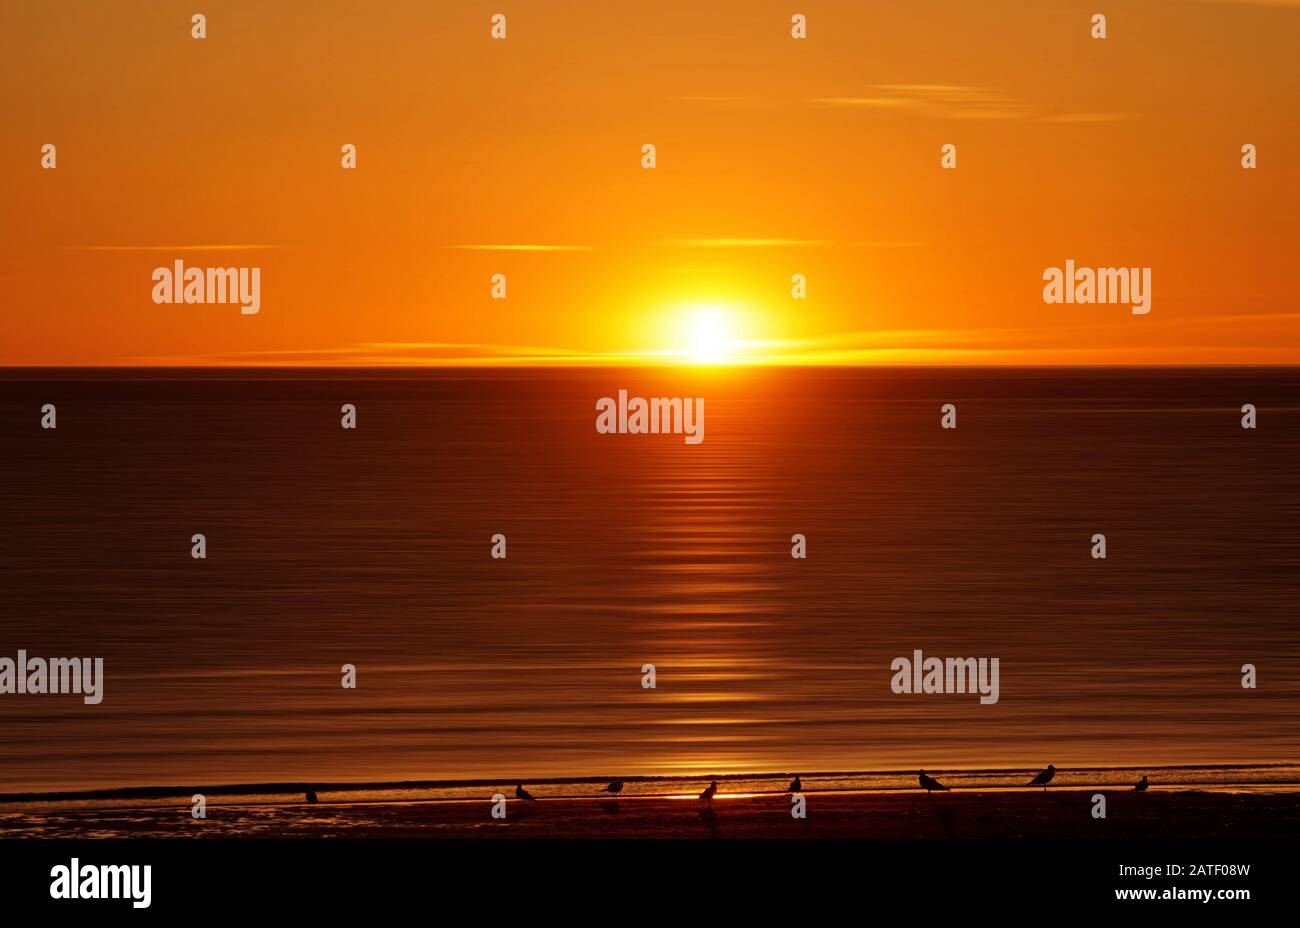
[666,792,761,800]
[683,305,737,364]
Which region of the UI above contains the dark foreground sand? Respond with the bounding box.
[5,789,1298,839]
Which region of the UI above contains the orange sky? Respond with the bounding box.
[2,0,1298,366]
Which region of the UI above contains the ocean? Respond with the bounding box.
[2,367,1297,796]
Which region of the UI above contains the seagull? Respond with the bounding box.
[1027,764,1056,791]
[515,783,537,801]
[699,780,718,805]
[305,789,318,804]
[1134,775,1149,792]
[603,780,624,794]
[788,775,802,792]
[919,770,949,793]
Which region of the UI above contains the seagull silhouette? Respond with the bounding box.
[1134,775,1149,792]
[788,775,802,792]
[918,769,949,793]
[603,780,624,794]
[699,780,718,805]
[1027,764,1056,791]
[515,783,537,801]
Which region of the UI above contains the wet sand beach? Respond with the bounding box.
[4,788,1298,840]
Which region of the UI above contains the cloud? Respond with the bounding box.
[656,238,921,250]
[844,240,925,249]
[816,84,1035,120]
[1042,113,1138,124]
[449,244,593,252]
[62,244,282,251]
[656,238,833,248]
[815,84,1135,124]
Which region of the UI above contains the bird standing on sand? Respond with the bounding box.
[1134,775,1149,792]
[515,783,537,801]
[699,780,718,805]
[918,770,949,793]
[603,780,624,794]
[789,775,802,792]
[1027,764,1056,791]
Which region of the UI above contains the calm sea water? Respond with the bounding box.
[1,368,1298,795]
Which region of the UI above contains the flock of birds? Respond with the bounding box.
[919,765,1147,794]
[301,766,1153,806]
[506,765,1152,805]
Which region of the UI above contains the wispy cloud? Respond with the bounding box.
[1042,112,1137,124]
[449,244,594,252]
[844,240,925,249]
[63,244,282,252]
[814,84,1135,124]
[816,84,1035,120]
[122,341,592,367]
[95,310,1300,369]
[668,95,763,105]
[656,238,833,248]
[656,238,921,250]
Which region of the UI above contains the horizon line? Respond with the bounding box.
[2,361,1299,370]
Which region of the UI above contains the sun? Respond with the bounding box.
[683,305,736,364]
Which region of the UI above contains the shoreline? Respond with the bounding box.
[4,762,1299,806]
[3,789,1297,840]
